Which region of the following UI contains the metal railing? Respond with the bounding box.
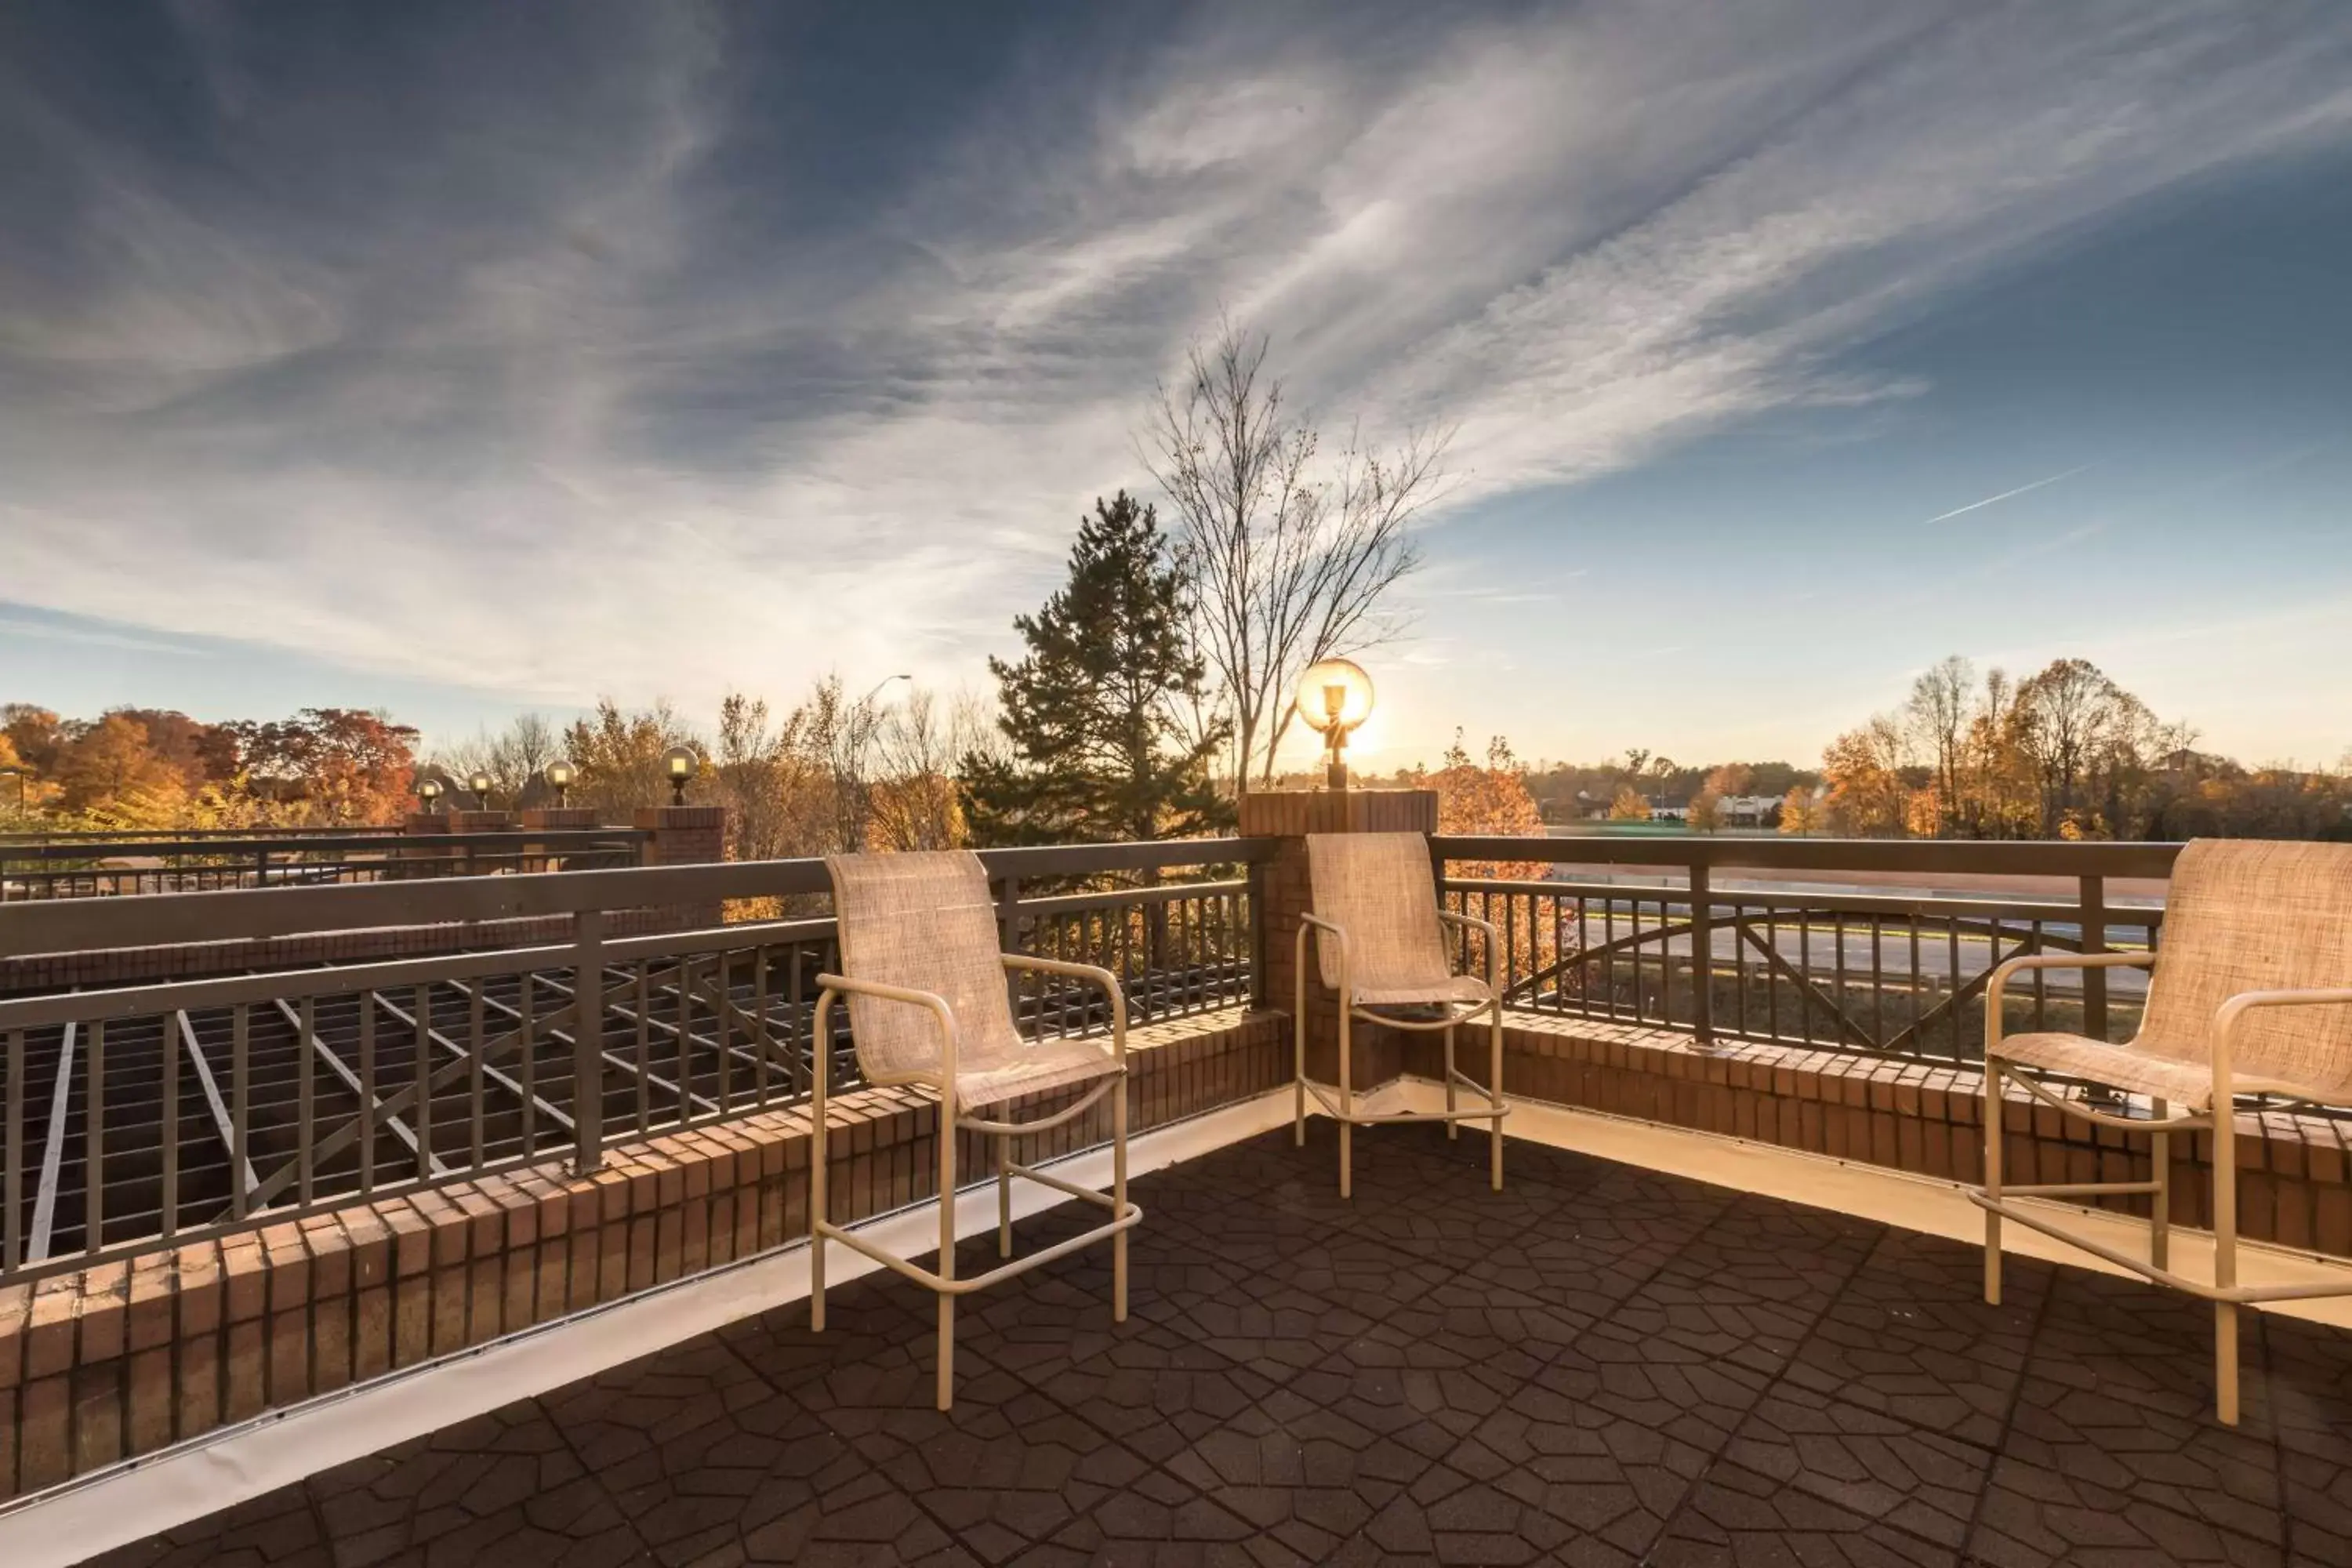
[1433,836,2180,1065]
[0,837,1267,1285]
[0,830,651,901]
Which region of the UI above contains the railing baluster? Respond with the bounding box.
[636,960,653,1134]
[467,983,485,1169]
[520,971,538,1155]
[412,985,432,1181]
[86,1019,103,1255]
[233,1005,252,1219]
[359,993,376,1192]
[162,1006,180,1238]
[4,1029,21,1273]
[298,997,316,1206]
[753,947,771,1108]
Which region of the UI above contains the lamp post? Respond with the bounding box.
[661,745,699,807]
[467,770,495,811]
[543,759,576,808]
[862,673,913,707]
[416,775,445,814]
[1294,657,1374,792]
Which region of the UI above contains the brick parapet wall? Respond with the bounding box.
[1403,1011,2352,1253]
[0,1007,1285,1502]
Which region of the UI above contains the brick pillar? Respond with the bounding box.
[520,808,600,832]
[632,806,729,928]
[1238,789,1439,1097]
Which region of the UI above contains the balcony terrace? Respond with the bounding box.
[2,804,2349,1566]
[77,1119,2352,1567]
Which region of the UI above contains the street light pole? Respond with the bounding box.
[861,673,914,708]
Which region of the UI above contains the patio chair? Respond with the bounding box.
[1975,838,2352,1425]
[1296,831,1509,1197]
[808,850,1141,1410]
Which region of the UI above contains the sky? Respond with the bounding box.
[2,1,2349,773]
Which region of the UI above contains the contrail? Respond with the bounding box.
[1922,464,2092,525]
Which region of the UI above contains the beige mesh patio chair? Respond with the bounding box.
[1975,838,2352,1425]
[1296,831,1509,1196]
[809,850,1141,1410]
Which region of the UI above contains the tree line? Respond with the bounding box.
[0,703,420,830]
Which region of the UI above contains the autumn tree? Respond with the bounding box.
[1607,785,1650,822]
[231,709,421,823]
[1905,656,1974,837]
[963,492,1229,845]
[1429,732,1559,987]
[1777,787,1824,837]
[1821,716,1910,837]
[563,699,700,818]
[1143,318,1446,793]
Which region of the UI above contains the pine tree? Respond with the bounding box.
[962,492,1229,844]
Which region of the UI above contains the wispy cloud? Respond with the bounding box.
[1919,464,2092,525]
[1,2,2347,717]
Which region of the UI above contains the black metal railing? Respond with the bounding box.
[0,838,1268,1285]
[0,829,652,900]
[1434,836,2180,1064]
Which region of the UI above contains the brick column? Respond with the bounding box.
[1238,789,1439,1096]
[520,808,600,832]
[632,806,729,927]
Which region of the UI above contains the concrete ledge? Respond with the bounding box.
[0,1006,1286,1502]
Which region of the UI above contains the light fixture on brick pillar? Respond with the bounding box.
[662,744,699,806]
[467,769,495,809]
[416,775,445,812]
[1295,657,1374,791]
[543,758,575,807]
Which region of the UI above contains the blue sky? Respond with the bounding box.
[3,2,2348,771]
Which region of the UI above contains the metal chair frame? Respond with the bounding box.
[1974,949,2352,1425]
[809,952,1140,1410]
[1294,908,1508,1198]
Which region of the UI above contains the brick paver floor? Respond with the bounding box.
[85,1120,2352,1566]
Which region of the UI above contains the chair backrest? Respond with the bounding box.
[2139,839,2352,1091]
[825,850,1020,1081]
[1305,831,1454,993]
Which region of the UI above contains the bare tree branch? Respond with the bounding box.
[1142,315,1449,793]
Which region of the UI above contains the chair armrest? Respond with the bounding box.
[1436,909,1501,990]
[2212,985,2352,1102]
[814,971,960,1092]
[1298,913,1348,998]
[1000,953,1127,1059]
[1983,951,2154,1059]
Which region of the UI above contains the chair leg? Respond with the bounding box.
[1983,1057,2002,1308]
[1113,1069,1130,1323]
[997,1134,1013,1258]
[1444,1023,1459,1140]
[937,1104,958,1412]
[1338,999,1353,1200]
[1489,1004,1505,1192]
[2214,1096,2240,1426]
[810,1030,829,1333]
[1294,971,1308,1147]
[2150,1099,2171,1272]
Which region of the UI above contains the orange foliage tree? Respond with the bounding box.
[1417,731,1565,996]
